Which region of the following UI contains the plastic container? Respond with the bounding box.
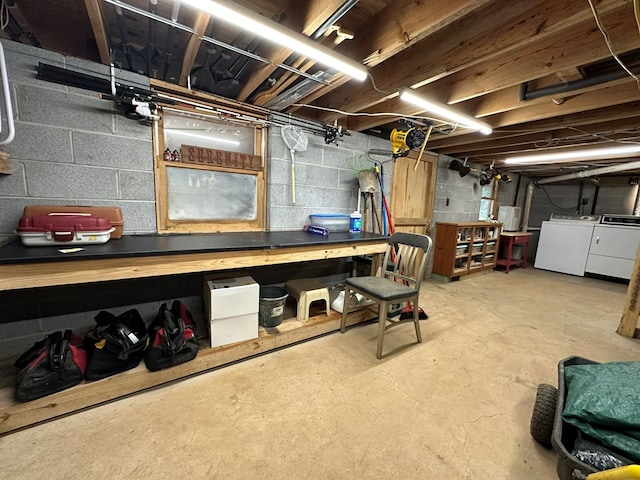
[23,205,124,238]
[308,214,350,232]
[349,211,362,233]
[16,214,115,246]
[258,286,289,328]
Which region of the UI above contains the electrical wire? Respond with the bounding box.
[634,0,640,40]
[290,102,446,123]
[539,185,581,211]
[0,0,8,30]
[367,72,395,96]
[567,126,640,145]
[587,0,640,91]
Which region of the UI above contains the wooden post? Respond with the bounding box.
[617,241,640,337]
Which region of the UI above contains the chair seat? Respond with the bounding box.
[346,276,417,301]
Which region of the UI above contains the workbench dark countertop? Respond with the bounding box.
[0,231,389,265]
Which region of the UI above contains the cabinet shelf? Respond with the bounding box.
[433,221,502,280]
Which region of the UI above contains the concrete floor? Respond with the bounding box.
[1,267,638,479]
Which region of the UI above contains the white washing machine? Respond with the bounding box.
[534,214,601,276]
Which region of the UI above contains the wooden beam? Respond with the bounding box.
[315,0,627,124]
[343,0,492,69]
[429,103,640,150]
[179,11,211,86]
[348,1,636,132]
[253,31,349,107]
[349,1,637,131]
[83,0,111,64]
[288,0,494,115]
[436,117,640,156]
[618,242,640,337]
[487,82,640,130]
[443,5,636,104]
[468,77,633,121]
[235,0,345,102]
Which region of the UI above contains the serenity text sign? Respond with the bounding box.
[181,145,262,171]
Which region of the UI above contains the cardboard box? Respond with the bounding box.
[204,276,259,348]
[208,312,259,348]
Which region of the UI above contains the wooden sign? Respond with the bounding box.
[181,145,262,171]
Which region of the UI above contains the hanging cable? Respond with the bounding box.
[567,126,640,146]
[539,185,583,211]
[587,0,640,91]
[0,0,8,30]
[367,72,395,96]
[291,102,445,123]
[634,0,640,39]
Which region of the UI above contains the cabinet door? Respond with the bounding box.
[589,226,640,259]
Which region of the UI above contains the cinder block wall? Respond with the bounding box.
[0,40,156,244]
[432,154,484,224]
[0,41,391,357]
[267,126,391,230]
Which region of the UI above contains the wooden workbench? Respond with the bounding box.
[0,231,388,435]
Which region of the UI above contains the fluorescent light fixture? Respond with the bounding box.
[166,129,241,145]
[181,0,368,82]
[504,145,640,164]
[399,88,492,135]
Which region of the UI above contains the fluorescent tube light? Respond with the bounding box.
[166,129,241,145]
[399,88,492,135]
[504,145,640,164]
[181,0,368,82]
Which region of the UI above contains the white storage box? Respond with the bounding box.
[204,276,259,348]
[308,214,350,232]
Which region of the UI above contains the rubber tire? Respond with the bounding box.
[530,383,558,448]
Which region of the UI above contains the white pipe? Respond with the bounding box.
[536,160,640,185]
[521,182,534,232]
[0,42,15,145]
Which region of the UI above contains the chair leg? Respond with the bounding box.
[340,286,350,333]
[413,296,422,344]
[376,300,388,359]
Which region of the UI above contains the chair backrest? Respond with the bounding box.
[380,232,434,293]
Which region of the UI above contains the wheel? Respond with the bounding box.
[530,383,558,448]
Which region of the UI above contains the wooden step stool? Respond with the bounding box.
[285,278,330,323]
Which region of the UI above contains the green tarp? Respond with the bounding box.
[562,362,640,462]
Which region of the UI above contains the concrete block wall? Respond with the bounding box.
[432,154,484,224]
[525,177,635,228]
[0,40,156,244]
[267,126,391,230]
[593,177,637,214]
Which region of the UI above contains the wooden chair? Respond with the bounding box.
[340,232,433,359]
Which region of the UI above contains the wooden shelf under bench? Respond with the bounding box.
[0,231,388,436]
[0,308,375,436]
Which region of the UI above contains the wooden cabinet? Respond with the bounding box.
[432,222,502,280]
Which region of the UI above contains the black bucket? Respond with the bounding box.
[259,286,288,327]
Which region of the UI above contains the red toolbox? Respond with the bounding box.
[16,214,115,246]
[22,205,124,238]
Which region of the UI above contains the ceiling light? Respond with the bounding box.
[165,129,240,145]
[399,89,492,135]
[504,145,640,164]
[181,0,368,82]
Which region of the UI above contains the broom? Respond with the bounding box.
[372,163,428,321]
